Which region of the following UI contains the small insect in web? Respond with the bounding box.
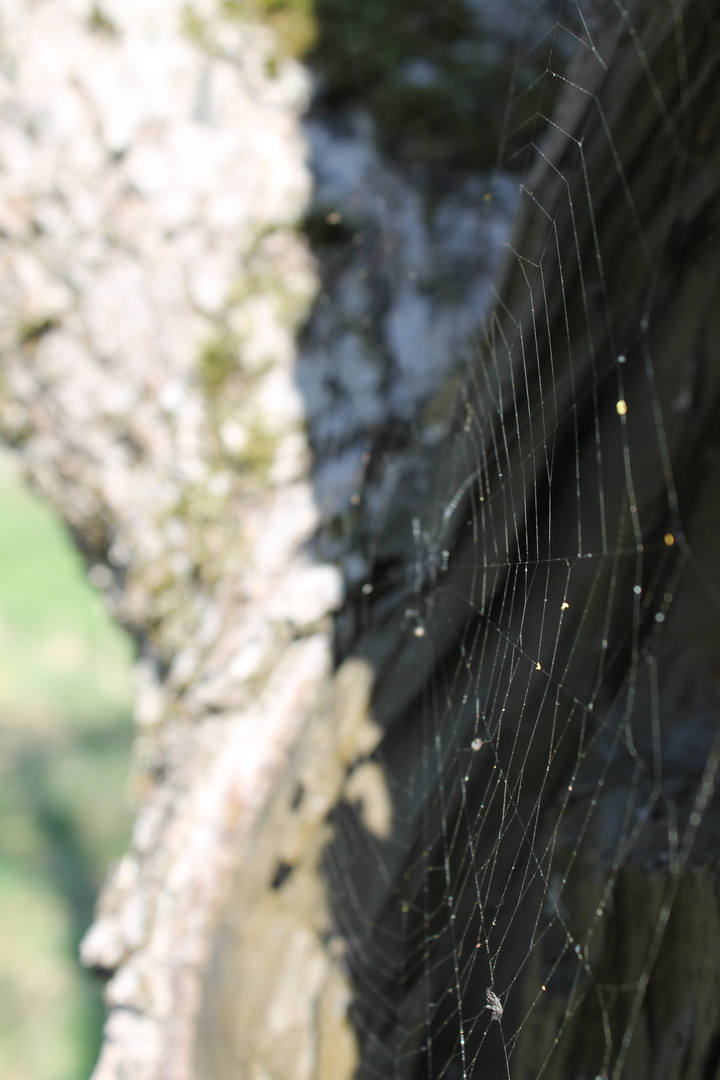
[485,988,503,1021]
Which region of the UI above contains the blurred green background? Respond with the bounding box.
[0,452,134,1080]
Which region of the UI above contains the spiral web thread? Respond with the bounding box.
[323,2,720,1078]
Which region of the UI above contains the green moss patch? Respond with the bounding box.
[87,4,119,37]
[18,314,60,348]
[198,331,242,397]
[222,0,318,57]
[230,416,278,482]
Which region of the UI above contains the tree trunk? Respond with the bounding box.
[2,1,720,1079]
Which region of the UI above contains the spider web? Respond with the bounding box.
[316,1,720,1078]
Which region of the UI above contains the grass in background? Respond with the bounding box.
[0,453,134,1080]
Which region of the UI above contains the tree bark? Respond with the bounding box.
[2,1,720,1079]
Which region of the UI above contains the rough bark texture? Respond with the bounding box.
[2,1,720,1079]
[0,5,329,1076]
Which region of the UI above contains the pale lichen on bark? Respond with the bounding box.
[0,2,331,1077]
